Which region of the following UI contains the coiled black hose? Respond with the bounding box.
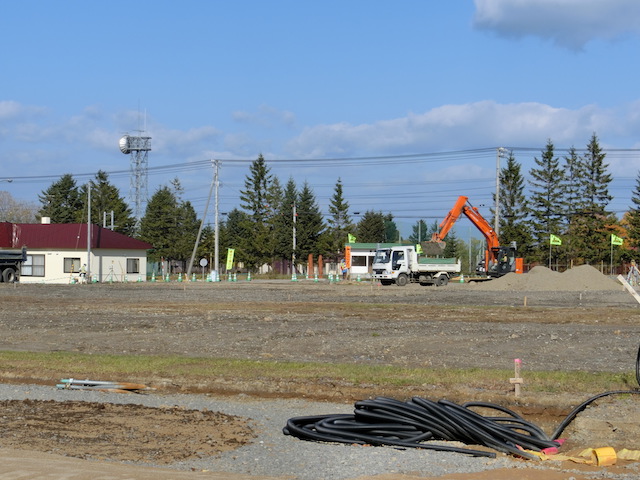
[284,396,559,460]
[284,343,640,459]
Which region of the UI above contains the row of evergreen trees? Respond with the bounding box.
[36,133,640,273]
[497,133,634,267]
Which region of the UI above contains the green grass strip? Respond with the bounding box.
[0,350,635,394]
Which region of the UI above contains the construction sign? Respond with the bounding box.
[345,245,351,268]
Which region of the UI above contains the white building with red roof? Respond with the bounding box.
[0,221,152,284]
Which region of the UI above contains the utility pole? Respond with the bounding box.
[187,159,218,279]
[87,183,91,282]
[213,160,220,280]
[292,202,297,274]
[495,147,508,238]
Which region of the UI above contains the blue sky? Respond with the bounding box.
[2,0,640,238]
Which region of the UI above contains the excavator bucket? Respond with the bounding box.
[420,241,446,256]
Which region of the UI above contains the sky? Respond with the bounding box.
[2,0,640,239]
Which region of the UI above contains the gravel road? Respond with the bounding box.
[0,383,560,480]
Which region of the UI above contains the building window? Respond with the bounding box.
[21,254,45,277]
[127,258,140,274]
[351,255,367,267]
[64,258,81,273]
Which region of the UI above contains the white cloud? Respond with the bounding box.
[148,125,222,157]
[473,0,640,49]
[0,101,24,120]
[232,104,296,128]
[0,101,47,137]
[285,100,636,157]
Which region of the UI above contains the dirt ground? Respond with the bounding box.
[0,279,639,479]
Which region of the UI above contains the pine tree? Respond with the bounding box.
[266,175,284,261]
[222,208,251,270]
[528,140,565,261]
[626,171,640,251]
[560,146,582,263]
[271,177,297,267]
[326,178,353,256]
[408,219,428,244]
[135,179,198,269]
[296,182,325,261]
[384,214,399,242]
[443,228,459,257]
[173,200,200,266]
[196,224,215,263]
[498,152,533,261]
[572,133,613,263]
[38,174,83,223]
[239,155,275,269]
[77,171,136,235]
[356,211,386,243]
[138,186,179,263]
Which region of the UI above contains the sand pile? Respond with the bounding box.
[471,264,622,291]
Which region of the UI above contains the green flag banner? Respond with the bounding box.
[416,243,423,254]
[550,234,562,246]
[226,248,235,271]
[611,234,624,246]
[348,233,356,244]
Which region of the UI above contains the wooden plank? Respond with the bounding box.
[616,275,640,305]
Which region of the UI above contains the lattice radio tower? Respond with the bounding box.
[119,132,151,232]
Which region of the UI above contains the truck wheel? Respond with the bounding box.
[396,273,408,287]
[2,268,17,283]
[380,280,393,286]
[436,275,448,287]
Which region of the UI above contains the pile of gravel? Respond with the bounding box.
[472,265,621,292]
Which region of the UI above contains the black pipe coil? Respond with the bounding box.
[284,343,640,458]
[284,396,557,460]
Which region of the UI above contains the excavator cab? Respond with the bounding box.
[489,243,521,277]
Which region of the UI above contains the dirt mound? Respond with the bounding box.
[0,399,255,464]
[471,265,622,291]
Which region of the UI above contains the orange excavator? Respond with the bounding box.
[431,195,523,277]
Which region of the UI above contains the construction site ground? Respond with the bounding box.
[0,265,639,479]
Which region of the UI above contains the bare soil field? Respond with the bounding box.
[0,268,639,479]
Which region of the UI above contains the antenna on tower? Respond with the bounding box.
[119,126,151,233]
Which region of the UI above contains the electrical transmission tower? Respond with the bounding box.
[119,133,151,232]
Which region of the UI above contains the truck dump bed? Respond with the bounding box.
[417,257,458,265]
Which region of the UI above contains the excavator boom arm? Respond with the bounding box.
[432,196,500,250]
[431,196,469,243]
[460,205,500,251]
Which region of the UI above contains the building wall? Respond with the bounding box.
[350,253,374,277]
[93,249,148,283]
[19,249,148,284]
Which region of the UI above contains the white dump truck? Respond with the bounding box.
[371,245,461,286]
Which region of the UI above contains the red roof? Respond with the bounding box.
[0,222,153,250]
